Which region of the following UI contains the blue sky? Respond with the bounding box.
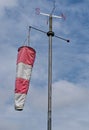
[0,0,89,130]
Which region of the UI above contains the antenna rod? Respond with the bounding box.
[29,26,70,43]
[29,26,46,34]
[55,35,70,42]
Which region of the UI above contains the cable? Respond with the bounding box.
[27,26,31,46]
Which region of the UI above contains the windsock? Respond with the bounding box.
[15,46,36,111]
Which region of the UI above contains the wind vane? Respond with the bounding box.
[35,0,69,42]
[36,8,62,19]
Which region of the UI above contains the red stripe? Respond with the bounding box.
[15,78,30,94]
[17,46,36,65]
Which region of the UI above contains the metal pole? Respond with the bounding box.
[47,15,54,130]
[29,16,69,130]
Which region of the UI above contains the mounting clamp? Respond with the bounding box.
[47,31,54,37]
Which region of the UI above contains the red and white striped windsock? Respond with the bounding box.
[15,46,36,111]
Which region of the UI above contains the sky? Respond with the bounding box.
[0,0,89,130]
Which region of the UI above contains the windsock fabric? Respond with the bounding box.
[15,46,36,111]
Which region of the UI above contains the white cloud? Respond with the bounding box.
[26,80,89,111]
[0,0,18,16]
[53,80,89,108]
[0,0,17,8]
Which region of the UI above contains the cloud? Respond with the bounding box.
[0,0,18,16]
[0,0,18,8]
[27,80,89,111]
[52,80,89,108]
[1,80,89,130]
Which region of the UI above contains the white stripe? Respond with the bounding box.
[52,14,62,19]
[16,62,32,80]
[40,12,62,19]
[15,93,26,110]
